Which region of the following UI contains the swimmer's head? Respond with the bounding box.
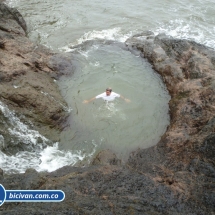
[106,87,112,96]
[106,87,112,92]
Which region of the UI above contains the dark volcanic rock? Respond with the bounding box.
[0,3,26,35]
[91,149,121,165]
[1,164,213,215]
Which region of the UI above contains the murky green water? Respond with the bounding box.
[58,43,170,160]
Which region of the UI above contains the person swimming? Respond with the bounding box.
[83,87,130,104]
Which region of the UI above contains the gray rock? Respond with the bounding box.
[91,149,121,165]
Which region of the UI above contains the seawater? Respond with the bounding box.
[5,0,215,50]
[1,0,214,173]
[58,43,170,160]
[0,101,86,174]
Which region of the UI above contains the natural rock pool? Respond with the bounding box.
[0,39,170,173]
[1,2,215,214]
[58,42,170,161]
[3,0,214,172]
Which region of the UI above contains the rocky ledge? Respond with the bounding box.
[0,3,74,151]
[0,3,215,215]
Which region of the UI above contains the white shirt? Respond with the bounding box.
[95,92,120,101]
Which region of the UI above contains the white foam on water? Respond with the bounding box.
[59,28,132,52]
[0,143,86,174]
[154,19,215,49]
[0,150,41,174]
[77,28,129,44]
[5,0,20,7]
[0,101,90,174]
[8,127,45,148]
[37,143,85,172]
[0,101,48,149]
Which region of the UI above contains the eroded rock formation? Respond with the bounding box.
[127,32,215,176]
[0,3,70,147]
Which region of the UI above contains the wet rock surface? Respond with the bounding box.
[91,149,121,166]
[0,3,71,147]
[0,3,215,215]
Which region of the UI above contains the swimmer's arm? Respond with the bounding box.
[120,95,131,103]
[83,97,96,104]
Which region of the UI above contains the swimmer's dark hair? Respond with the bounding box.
[106,87,112,92]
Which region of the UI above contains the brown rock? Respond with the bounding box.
[91,149,121,165]
[0,3,70,145]
[126,34,215,166]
